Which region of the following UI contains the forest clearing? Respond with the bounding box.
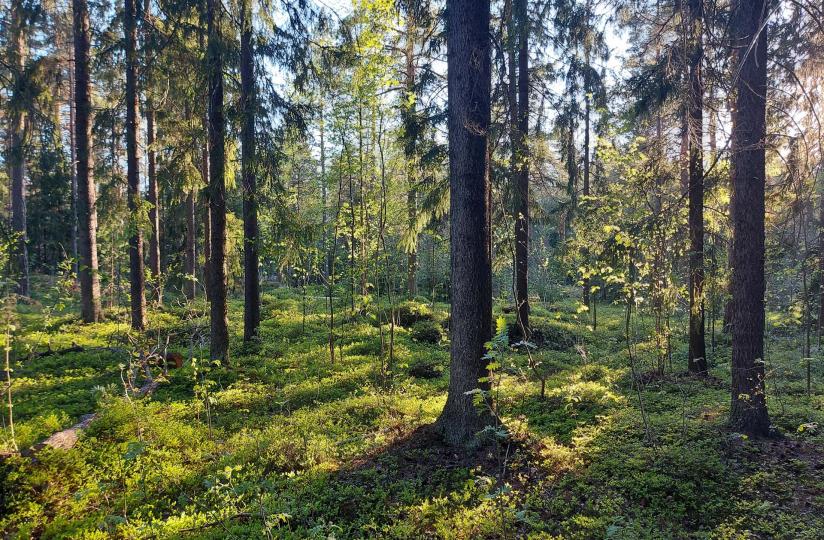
[1,0,823,537]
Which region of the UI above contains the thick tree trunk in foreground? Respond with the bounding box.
[730,0,771,436]
[513,0,529,334]
[73,0,102,323]
[9,1,29,297]
[146,105,162,304]
[240,0,260,341]
[687,0,707,374]
[125,0,146,330]
[207,0,229,361]
[437,0,493,446]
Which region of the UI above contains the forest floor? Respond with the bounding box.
[1,282,823,539]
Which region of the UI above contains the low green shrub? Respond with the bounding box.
[410,320,442,344]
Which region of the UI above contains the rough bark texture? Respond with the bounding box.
[207,0,229,361]
[125,0,146,330]
[687,0,707,373]
[513,0,529,333]
[9,1,29,297]
[73,0,102,323]
[730,0,771,436]
[437,0,494,446]
[146,105,162,304]
[240,0,260,342]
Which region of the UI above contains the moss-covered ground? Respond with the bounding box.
[1,285,822,539]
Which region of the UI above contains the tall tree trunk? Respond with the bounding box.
[73,0,102,322]
[729,0,771,436]
[708,84,717,160]
[820,177,824,350]
[581,89,591,309]
[144,0,160,305]
[240,0,260,342]
[437,0,493,446]
[581,2,593,310]
[146,105,161,305]
[207,0,229,361]
[9,1,29,297]
[69,40,79,279]
[125,0,146,330]
[513,0,529,333]
[199,23,212,301]
[563,93,577,239]
[185,190,197,299]
[357,107,367,299]
[320,108,329,280]
[687,0,706,374]
[403,10,418,299]
[680,108,689,195]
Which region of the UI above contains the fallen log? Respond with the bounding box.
[25,377,161,455]
[30,412,98,452]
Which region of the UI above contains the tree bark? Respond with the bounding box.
[687,0,707,374]
[73,0,102,322]
[820,179,824,349]
[563,92,577,239]
[9,1,29,297]
[513,0,529,333]
[403,8,418,298]
[199,22,212,301]
[437,0,493,446]
[207,0,229,361]
[69,39,79,280]
[185,190,197,299]
[729,0,771,436]
[320,108,330,280]
[144,0,160,305]
[146,105,161,304]
[125,0,146,330]
[680,110,689,196]
[240,0,260,342]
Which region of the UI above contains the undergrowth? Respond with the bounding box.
[1,286,822,539]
